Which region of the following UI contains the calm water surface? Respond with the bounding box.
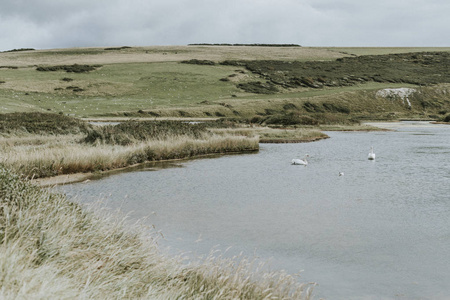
[60,121,450,300]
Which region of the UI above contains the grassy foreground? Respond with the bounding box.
[0,165,314,299]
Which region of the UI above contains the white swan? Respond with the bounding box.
[292,154,309,165]
[368,146,376,160]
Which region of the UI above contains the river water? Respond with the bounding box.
[60,121,450,300]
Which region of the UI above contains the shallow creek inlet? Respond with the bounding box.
[60,121,450,300]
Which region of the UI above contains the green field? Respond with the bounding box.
[1,45,450,122]
[0,62,248,116]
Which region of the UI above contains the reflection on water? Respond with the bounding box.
[60,122,450,300]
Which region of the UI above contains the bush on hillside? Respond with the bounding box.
[36,64,102,73]
[443,114,450,122]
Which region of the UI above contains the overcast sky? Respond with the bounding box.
[1,0,449,51]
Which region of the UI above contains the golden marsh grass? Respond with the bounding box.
[2,133,259,179]
[0,166,314,299]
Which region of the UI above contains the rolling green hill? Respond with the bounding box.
[1,45,450,123]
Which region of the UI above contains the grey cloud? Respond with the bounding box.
[1,0,449,51]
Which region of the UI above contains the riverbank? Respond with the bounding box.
[1,113,337,185]
[0,165,314,299]
[31,149,258,187]
[1,132,259,178]
[26,131,327,187]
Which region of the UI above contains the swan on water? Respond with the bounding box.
[368,146,376,160]
[339,172,344,176]
[292,154,309,165]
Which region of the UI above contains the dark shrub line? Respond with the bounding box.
[104,46,132,50]
[36,64,102,73]
[180,59,216,65]
[2,48,35,53]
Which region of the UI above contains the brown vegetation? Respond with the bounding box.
[222,52,450,91]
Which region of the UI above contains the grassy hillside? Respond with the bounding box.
[1,45,450,123]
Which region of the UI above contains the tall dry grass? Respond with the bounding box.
[0,115,259,178]
[0,165,314,299]
[211,127,329,143]
[2,133,259,178]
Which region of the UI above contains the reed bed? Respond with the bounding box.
[0,114,259,178]
[2,134,259,178]
[0,165,314,299]
[84,120,210,145]
[211,127,329,143]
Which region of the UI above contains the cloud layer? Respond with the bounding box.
[1,0,449,51]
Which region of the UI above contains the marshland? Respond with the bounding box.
[1,45,450,299]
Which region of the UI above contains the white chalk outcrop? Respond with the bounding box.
[376,88,416,108]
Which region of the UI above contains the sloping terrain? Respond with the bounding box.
[223,52,450,92]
